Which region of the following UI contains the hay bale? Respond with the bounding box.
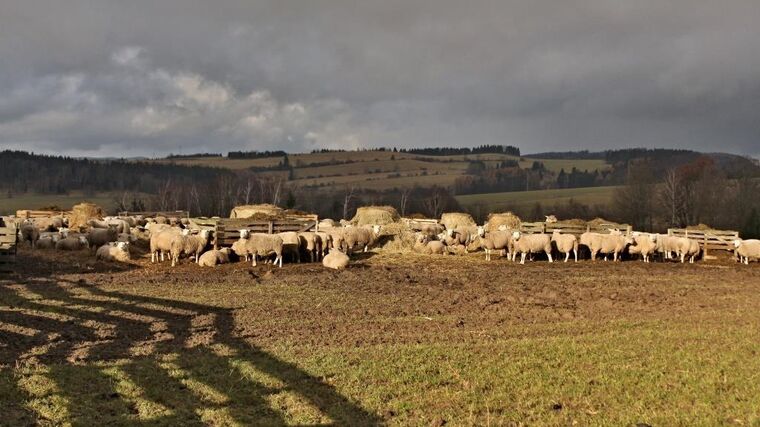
[686,223,713,231]
[440,212,476,230]
[351,206,400,226]
[230,204,283,219]
[69,203,104,230]
[376,222,417,252]
[485,212,521,232]
[561,218,588,226]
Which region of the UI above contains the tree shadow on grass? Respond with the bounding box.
[0,273,382,425]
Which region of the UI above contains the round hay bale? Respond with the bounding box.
[319,219,337,228]
[376,222,417,252]
[351,206,400,226]
[485,212,522,232]
[69,203,104,230]
[440,212,476,230]
[230,204,283,219]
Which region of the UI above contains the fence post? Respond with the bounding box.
[268,221,273,234]
[703,233,708,258]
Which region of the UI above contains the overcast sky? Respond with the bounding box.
[1,0,759,158]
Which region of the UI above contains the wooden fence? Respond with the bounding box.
[668,228,739,256]
[190,216,318,249]
[118,210,190,218]
[15,210,70,219]
[0,224,18,272]
[519,222,632,237]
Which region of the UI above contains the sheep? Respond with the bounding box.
[96,241,131,262]
[154,216,168,225]
[33,216,65,232]
[314,231,333,258]
[545,215,558,223]
[19,220,40,249]
[298,232,322,262]
[551,230,578,262]
[86,226,119,250]
[676,238,701,263]
[279,231,302,263]
[446,225,479,247]
[628,232,658,263]
[36,234,61,249]
[580,232,630,261]
[232,230,252,261]
[149,228,183,262]
[414,234,448,255]
[322,250,350,270]
[511,231,553,264]
[734,239,760,264]
[244,233,284,267]
[198,248,232,267]
[169,229,211,267]
[418,223,445,237]
[467,230,512,261]
[56,235,89,251]
[343,225,381,255]
[655,234,681,260]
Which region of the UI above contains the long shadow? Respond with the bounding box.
[0,272,382,425]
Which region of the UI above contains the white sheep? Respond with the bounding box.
[278,231,302,263]
[628,232,658,263]
[149,227,183,262]
[86,226,118,250]
[677,238,701,263]
[198,248,232,267]
[733,239,760,264]
[314,231,333,258]
[169,229,211,267]
[245,233,284,267]
[414,234,448,255]
[551,230,578,262]
[19,220,40,249]
[322,250,350,269]
[35,234,60,250]
[343,225,381,255]
[512,231,553,264]
[468,230,512,261]
[55,235,88,251]
[96,241,131,262]
[298,232,322,262]
[580,232,631,261]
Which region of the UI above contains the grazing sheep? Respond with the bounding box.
[298,232,322,262]
[467,230,512,261]
[343,225,381,255]
[96,242,131,262]
[169,229,211,267]
[56,235,89,251]
[86,226,119,250]
[149,228,183,262]
[512,232,553,264]
[198,248,232,267]
[314,231,333,258]
[244,233,284,267]
[628,232,658,263]
[551,230,578,262]
[734,239,760,264]
[19,221,40,249]
[322,250,350,270]
[278,231,302,263]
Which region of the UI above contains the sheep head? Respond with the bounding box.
[512,231,521,241]
[238,229,250,239]
[477,226,485,237]
[733,239,742,248]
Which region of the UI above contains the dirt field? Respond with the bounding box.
[2,247,760,425]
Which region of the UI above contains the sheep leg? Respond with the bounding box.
[278,254,283,268]
[252,254,257,267]
[547,252,553,263]
[520,252,526,265]
[573,249,578,263]
[564,252,569,263]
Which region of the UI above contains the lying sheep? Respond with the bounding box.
[414,234,447,255]
[298,232,322,262]
[56,235,89,251]
[734,239,760,264]
[96,242,131,262]
[19,220,40,249]
[198,248,232,267]
[467,230,512,261]
[169,229,211,267]
[343,225,381,255]
[86,226,118,250]
[628,232,658,263]
[551,230,578,262]
[512,232,553,264]
[322,250,350,270]
[245,233,284,267]
[278,231,301,263]
[149,227,183,262]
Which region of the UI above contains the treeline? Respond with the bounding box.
[399,145,520,157]
[227,150,287,159]
[166,153,222,159]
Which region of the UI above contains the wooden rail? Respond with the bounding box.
[668,228,739,257]
[15,210,70,219]
[118,210,190,218]
[0,225,18,272]
[210,217,318,249]
[519,222,632,237]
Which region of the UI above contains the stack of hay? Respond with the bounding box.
[376,221,417,252]
[351,205,400,226]
[69,203,104,230]
[484,211,521,232]
[230,204,284,219]
[440,212,476,230]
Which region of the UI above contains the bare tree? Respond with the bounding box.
[422,187,444,219]
[398,187,412,217]
[342,185,356,220]
[660,168,682,227]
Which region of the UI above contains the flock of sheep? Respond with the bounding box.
[9,213,760,270]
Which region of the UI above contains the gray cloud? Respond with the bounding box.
[1,0,759,157]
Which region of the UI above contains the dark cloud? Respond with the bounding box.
[1,0,759,157]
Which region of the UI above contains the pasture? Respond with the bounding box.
[0,193,117,216]
[2,247,759,425]
[456,186,621,212]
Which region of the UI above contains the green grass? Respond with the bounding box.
[456,186,622,212]
[0,192,118,215]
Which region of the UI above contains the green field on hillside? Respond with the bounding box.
[0,192,119,215]
[456,186,621,212]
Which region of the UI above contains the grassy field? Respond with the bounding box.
[1,249,759,425]
[456,186,621,212]
[0,192,118,215]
